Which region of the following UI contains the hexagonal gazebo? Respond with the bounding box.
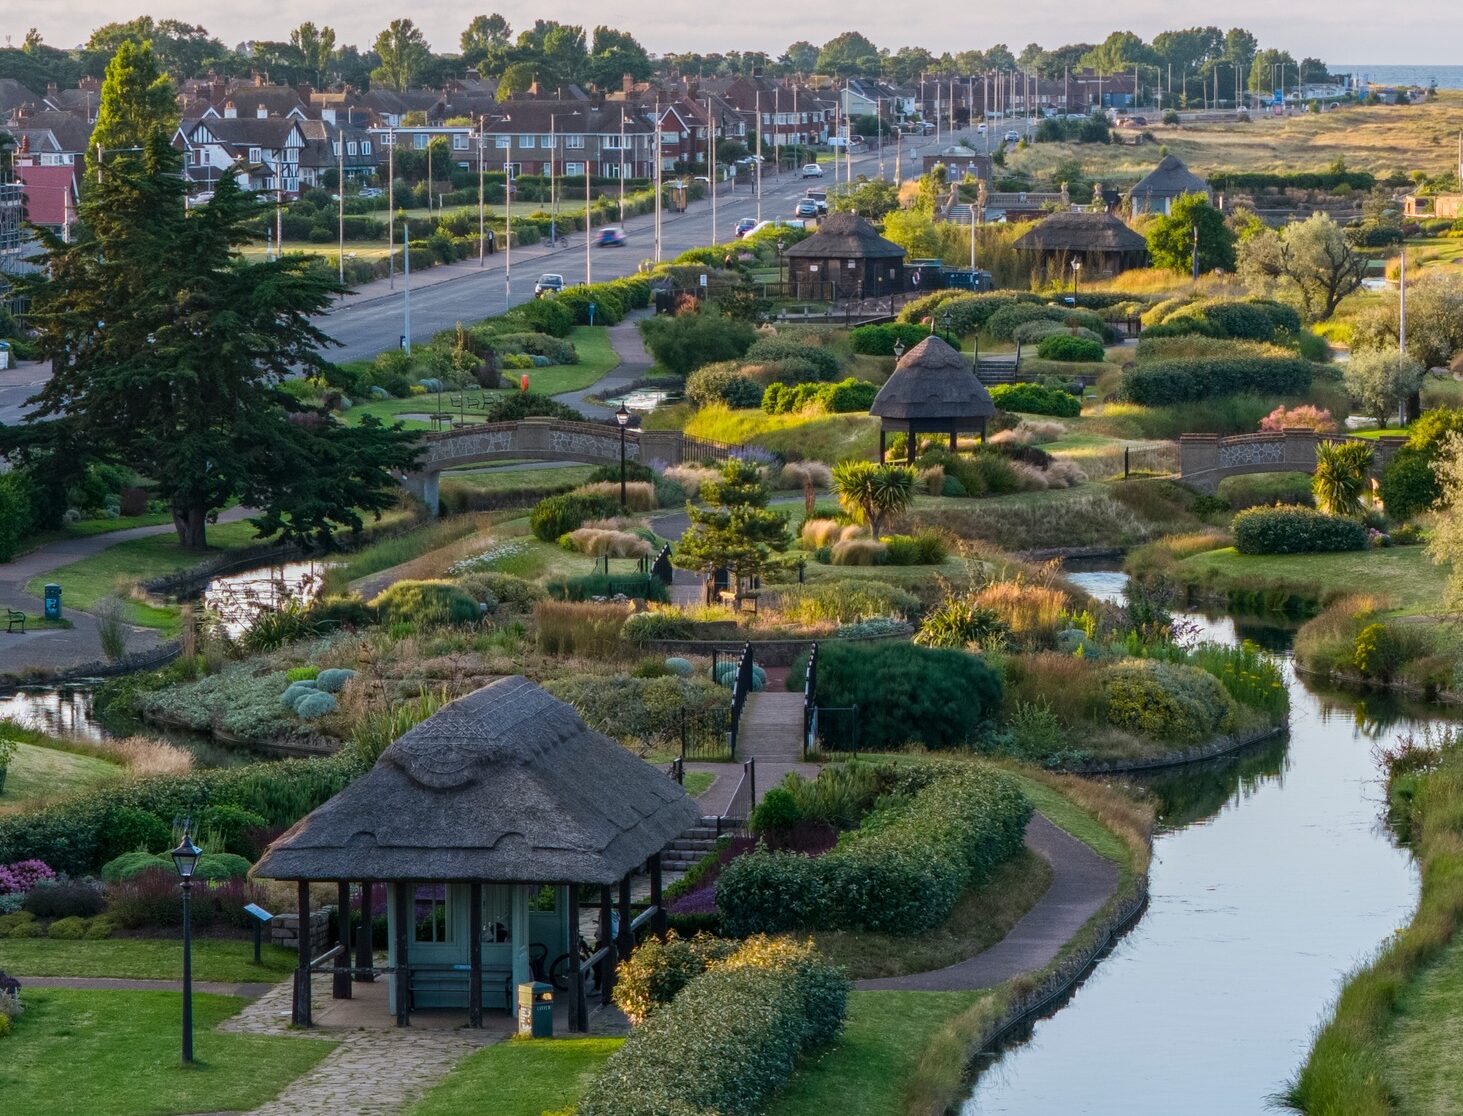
[869,335,996,461]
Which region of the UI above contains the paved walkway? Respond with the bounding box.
[0,506,258,675]
[855,812,1119,992]
[553,310,654,420]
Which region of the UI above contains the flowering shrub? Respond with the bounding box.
[0,860,54,896]
[1259,404,1337,433]
[612,932,740,1024]
[446,540,530,575]
[0,969,22,1023]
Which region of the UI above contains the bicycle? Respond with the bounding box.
[549,934,602,994]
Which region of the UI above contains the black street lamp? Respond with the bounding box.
[615,404,631,510]
[171,822,203,1065]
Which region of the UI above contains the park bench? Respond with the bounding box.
[407,963,513,1012]
[5,610,25,634]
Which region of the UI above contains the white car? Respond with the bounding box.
[801,163,824,178]
[1003,130,1022,142]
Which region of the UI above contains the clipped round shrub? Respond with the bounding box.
[100,807,171,861]
[280,680,319,709]
[309,594,377,630]
[685,362,764,409]
[315,668,357,693]
[192,853,252,881]
[986,303,1064,341]
[714,662,767,691]
[749,786,803,836]
[100,851,171,883]
[294,691,339,720]
[989,383,1082,417]
[1233,505,1369,555]
[23,880,105,919]
[369,580,483,627]
[1036,334,1105,363]
[46,915,91,940]
[941,474,968,497]
[530,491,617,541]
[665,657,694,677]
[455,571,543,609]
[1101,660,1235,743]
[1379,446,1441,521]
[743,336,842,379]
[197,804,269,858]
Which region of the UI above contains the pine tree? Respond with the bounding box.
[8,41,419,550]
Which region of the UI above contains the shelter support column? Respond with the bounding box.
[468,882,483,1028]
[617,876,634,963]
[566,885,585,1032]
[598,886,617,1005]
[355,880,374,983]
[650,854,666,941]
[293,880,312,1026]
[333,881,351,1000]
[394,884,411,1027]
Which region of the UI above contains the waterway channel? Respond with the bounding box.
[960,570,1434,1114]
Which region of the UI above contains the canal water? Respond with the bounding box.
[961,570,1430,1115]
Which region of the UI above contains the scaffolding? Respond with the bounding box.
[0,181,21,274]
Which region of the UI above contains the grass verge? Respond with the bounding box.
[0,740,122,812]
[410,1037,625,1116]
[0,937,299,982]
[0,988,334,1116]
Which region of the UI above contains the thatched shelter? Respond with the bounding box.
[1128,153,1212,215]
[1011,211,1150,278]
[783,212,906,300]
[869,335,996,460]
[253,676,698,1031]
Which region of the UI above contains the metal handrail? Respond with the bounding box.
[651,543,674,585]
[728,642,754,757]
[803,643,818,759]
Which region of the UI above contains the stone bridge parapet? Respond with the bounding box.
[1179,429,1407,494]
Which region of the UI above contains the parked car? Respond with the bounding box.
[596,227,627,247]
[359,187,384,199]
[794,199,820,218]
[735,217,759,238]
[805,189,828,214]
[534,274,566,297]
[1003,130,1022,142]
[801,163,824,178]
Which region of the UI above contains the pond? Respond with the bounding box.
[601,387,674,412]
[960,570,1429,1115]
[190,558,330,638]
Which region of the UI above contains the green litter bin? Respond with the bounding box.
[43,584,61,621]
[517,981,553,1037]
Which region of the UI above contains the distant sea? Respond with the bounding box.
[1337,65,1463,89]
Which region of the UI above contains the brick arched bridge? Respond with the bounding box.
[1178,429,1408,494]
[398,418,736,512]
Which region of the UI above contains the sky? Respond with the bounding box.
[9,2,1462,68]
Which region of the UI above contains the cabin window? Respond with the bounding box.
[414,883,451,943]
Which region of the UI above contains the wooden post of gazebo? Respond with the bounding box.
[294,880,312,1026]
[616,876,634,963]
[355,880,374,983]
[566,884,585,1032]
[598,886,618,1004]
[333,881,351,1000]
[393,885,410,1027]
[649,854,666,940]
[467,882,483,1028]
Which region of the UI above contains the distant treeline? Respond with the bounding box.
[1207,171,1376,192]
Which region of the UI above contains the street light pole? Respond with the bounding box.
[755,89,762,224]
[337,131,345,283]
[387,127,395,289]
[618,110,627,223]
[585,153,592,285]
[705,94,717,245]
[478,116,485,267]
[615,404,631,510]
[171,823,202,1066]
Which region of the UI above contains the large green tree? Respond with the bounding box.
[674,460,790,584]
[8,42,418,550]
[1237,212,1368,321]
[289,22,337,87]
[816,32,880,77]
[1145,194,1236,274]
[460,13,513,75]
[372,19,430,92]
[587,26,651,89]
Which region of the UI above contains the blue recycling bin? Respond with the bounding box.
[43,584,61,621]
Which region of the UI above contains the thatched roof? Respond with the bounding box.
[870,336,995,423]
[784,212,906,259]
[252,677,699,885]
[1129,154,1211,199]
[1011,210,1149,254]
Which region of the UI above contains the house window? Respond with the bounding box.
[565,162,584,176]
[414,883,451,943]
[495,135,511,148]
[540,134,553,147]
[347,141,358,156]
[504,162,521,177]
[362,141,372,154]
[565,135,584,149]
[413,134,428,149]
[520,135,535,149]
[603,135,622,150]
[453,134,468,150]
[249,147,261,162]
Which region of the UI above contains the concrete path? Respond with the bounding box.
[553,310,653,420]
[856,812,1119,992]
[17,974,277,997]
[0,506,259,675]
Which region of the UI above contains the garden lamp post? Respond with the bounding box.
[777,238,786,298]
[171,822,203,1065]
[893,338,906,358]
[616,404,631,510]
[1070,257,1081,298]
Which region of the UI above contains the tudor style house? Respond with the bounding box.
[176,107,307,194]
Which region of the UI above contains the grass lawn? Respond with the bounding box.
[25,519,271,631]
[767,990,984,1116]
[0,937,299,982]
[0,741,121,812]
[665,403,879,462]
[319,516,481,594]
[0,988,333,1116]
[410,1037,624,1116]
[1382,933,1463,1111]
[443,464,597,492]
[681,771,715,798]
[1177,544,1446,614]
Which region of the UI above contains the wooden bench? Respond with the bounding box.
[5,610,25,634]
[408,964,514,1011]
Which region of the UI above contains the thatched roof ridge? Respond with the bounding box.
[252,677,699,885]
[784,212,906,259]
[870,336,995,422]
[1011,210,1149,253]
[1129,153,1211,199]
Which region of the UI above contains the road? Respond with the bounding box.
[0,136,963,422]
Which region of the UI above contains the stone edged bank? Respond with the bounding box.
[1062,721,1287,775]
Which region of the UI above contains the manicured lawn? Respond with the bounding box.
[0,988,333,1116]
[1178,544,1446,614]
[444,463,597,492]
[0,741,121,811]
[319,517,482,594]
[810,849,1051,979]
[1010,774,1132,875]
[25,519,271,631]
[766,990,983,1116]
[0,937,298,982]
[681,771,715,799]
[668,403,880,462]
[410,1037,624,1116]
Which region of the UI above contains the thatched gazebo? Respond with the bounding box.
[869,335,996,461]
[252,676,698,1031]
[783,212,906,300]
[1011,211,1150,278]
[1128,153,1212,215]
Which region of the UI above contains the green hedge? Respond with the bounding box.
[1233,505,1369,554]
[1035,334,1105,363]
[580,935,847,1116]
[787,640,1000,750]
[1100,659,1236,743]
[987,303,1066,342]
[0,754,363,876]
[640,313,758,376]
[529,491,618,541]
[761,377,877,415]
[1119,356,1313,405]
[849,323,958,355]
[741,336,842,379]
[716,762,1032,934]
[686,362,764,409]
[988,382,1082,417]
[1379,446,1441,521]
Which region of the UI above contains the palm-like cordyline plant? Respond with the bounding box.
[831,460,919,540]
[1312,440,1374,517]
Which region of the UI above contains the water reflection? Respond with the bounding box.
[962,572,1423,1115]
[195,560,328,638]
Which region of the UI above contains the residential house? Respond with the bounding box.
[0,78,39,117]
[297,116,379,188]
[14,162,79,238]
[842,78,900,121]
[4,107,91,166]
[921,146,992,181]
[1128,153,1211,215]
[176,111,307,194]
[479,101,658,181]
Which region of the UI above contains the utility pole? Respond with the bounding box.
[477,116,485,267]
[387,127,395,289]
[706,94,717,244]
[505,151,512,301]
[618,110,626,222]
[585,149,592,284]
[654,98,663,262]
[756,89,763,222]
[337,129,345,283]
[403,222,412,354]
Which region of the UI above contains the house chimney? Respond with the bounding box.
[623,73,634,94]
[224,101,237,119]
[257,103,268,119]
[323,107,336,125]
[46,82,58,99]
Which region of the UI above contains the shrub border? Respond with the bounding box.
[1060,720,1287,774]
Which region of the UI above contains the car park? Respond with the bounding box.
[534,274,566,297]
[801,163,824,178]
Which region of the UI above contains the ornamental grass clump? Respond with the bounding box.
[533,600,631,657]
[775,578,919,626]
[716,762,1031,935]
[580,934,847,1116]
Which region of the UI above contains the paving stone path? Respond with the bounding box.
[553,311,652,420]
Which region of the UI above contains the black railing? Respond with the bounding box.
[679,704,733,762]
[720,756,756,833]
[814,705,860,752]
[668,756,684,784]
[651,543,674,585]
[679,433,742,465]
[1122,444,1181,479]
[727,642,755,758]
[803,643,818,760]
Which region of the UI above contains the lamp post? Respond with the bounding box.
[549,110,581,246]
[777,238,786,298]
[171,822,203,1065]
[893,338,905,358]
[1070,257,1082,298]
[615,404,631,510]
